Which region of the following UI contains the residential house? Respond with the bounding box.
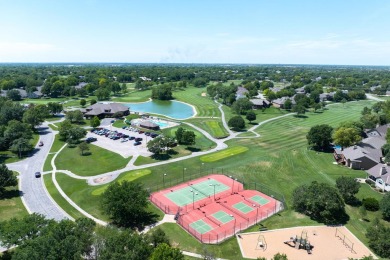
[366,164,390,191]
[249,98,270,109]
[82,103,129,119]
[295,87,306,94]
[272,97,295,108]
[236,87,249,100]
[319,92,335,102]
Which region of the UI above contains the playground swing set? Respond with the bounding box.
[284,229,313,254]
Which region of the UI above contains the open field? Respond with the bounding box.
[200,146,248,162]
[112,90,152,103]
[55,144,131,176]
[173,86,221,117]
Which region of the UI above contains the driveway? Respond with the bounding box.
[6,123,71,221]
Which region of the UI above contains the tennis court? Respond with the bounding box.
[233,202,254,214]
[190,220,213,234]
[250,195,270,205]
[164,178,230,206]
[212,210,234,224]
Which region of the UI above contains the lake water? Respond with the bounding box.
[125,100,195,119]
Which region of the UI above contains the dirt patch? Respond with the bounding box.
[237,226,376,260]
[253,161,272,168]
[93,175,113,184]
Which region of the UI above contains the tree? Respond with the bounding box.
[366,222,390,258]
[292,104,306,116]
[65,110,84,124]
[231,98,253,114]
[0,164,17,197]
[148,228,170,248]
[332,127,362,147]
[151,84,173,100]
[283,99,292,110]
[58,120,86,143]
[292,181,347,224]
[6,89,22,101]
[246,111,256,123]
[78,142,90,155]
[381,192,390,220]
[175,127,185,144]
[272,253,288,260]
[110,82,121,94]
[181,130,196,145]
[22,105,49,128]
[90,116,101,128]
[362,198,380,211]
[90,99,97,105]
[306,124,333,150]
[95,87,110,100]
[150,243,184,260]
[147,136,168,155]
[228,116,245,130]
[336,176,360,204]
[101,181,154,229]
[10,138,34,158]
[47,102,63,114]
[80,99,86,107]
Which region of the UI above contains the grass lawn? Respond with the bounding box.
[43,153,55,172]
[187,118,229,139]
[55,169,164,221]
[112,90,152,103]
[0,133,39,164]
[0,181,28,222]
[50,135,66,153]
[55,144,131,176]
[43,174,85,219]
[53,99,385,258]
[163,126,216,150]
[173,86,221,117]
[112,114,140,128]
[200,146,248,162]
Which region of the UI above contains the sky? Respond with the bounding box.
[0,0,390,65]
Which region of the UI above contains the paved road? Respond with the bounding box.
[6,123,70,222]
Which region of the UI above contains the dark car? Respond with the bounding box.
[138,131,144,134]
[38,141,44,147]
[150,133,159,138]
[134,141,142,146]
[86,137,97,143]
[129,136,135,140]
[145,132,151,136]
[35,172,41,178]
[135,137,143,142]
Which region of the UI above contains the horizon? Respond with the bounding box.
[1,0,390,65]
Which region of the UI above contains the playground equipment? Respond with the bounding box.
[255,234,267,251]
[335,228,356,253]
[284,230,312,254]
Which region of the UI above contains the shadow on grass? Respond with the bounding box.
[0,189,20,200]
[248,122,258,125]
[186,147,201,152]
[151,154,172,161]
[293,114,308,118]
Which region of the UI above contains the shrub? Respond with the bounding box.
[362,198,380,211]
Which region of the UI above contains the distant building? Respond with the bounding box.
[249,98,270,109]
[272,97,294,108]
[139,120,160,130]
[82,103,129,119]
[236,87,249,100]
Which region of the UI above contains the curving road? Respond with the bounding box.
[6,122,71,222]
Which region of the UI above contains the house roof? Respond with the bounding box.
[236,87,249,96]
[272,96,295,105]
[249,98,270,106]
[341,145,378,164]
[366,164,390,185]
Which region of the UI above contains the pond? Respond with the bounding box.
[125,100,195,119]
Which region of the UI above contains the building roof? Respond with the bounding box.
[140,120,159,128]
[249,98,270,106]
[366,164,390,185]
[236,87,249,98]
[84,103,128,116]
[341,146,378,164]
[272,96,295,105]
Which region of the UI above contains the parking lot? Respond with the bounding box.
[86,124,156,158]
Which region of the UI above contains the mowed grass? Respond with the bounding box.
[173,86,220,117]
[200,146,248,162]
[55,144,131,176]
[43,173,85,219]
[187,118,229,139]
[0,181,28,221]
[55,169,163,221]
[112,90,152,102]
[163,126,216,151]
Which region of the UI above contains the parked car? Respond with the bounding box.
[138,131,144,134]
[129,136,135,140]
[86,137,97,143]
[121,138,128,143]
[35,172,41,178]
[38,141,44,147]
[134,141,142,146]
[145,132,151,136]
[135,137,143,142]
[150,133,159,138]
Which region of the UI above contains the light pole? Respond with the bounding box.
[230,176,237,194]
[191,190,198,209]
[163,173,167,188]
[253,204,260,224]
[209,184,219,200]
[182,167,186,182]
[230,215,236,234]
[271,195,276,213]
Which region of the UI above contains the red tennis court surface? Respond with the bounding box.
[150,174,283,244]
